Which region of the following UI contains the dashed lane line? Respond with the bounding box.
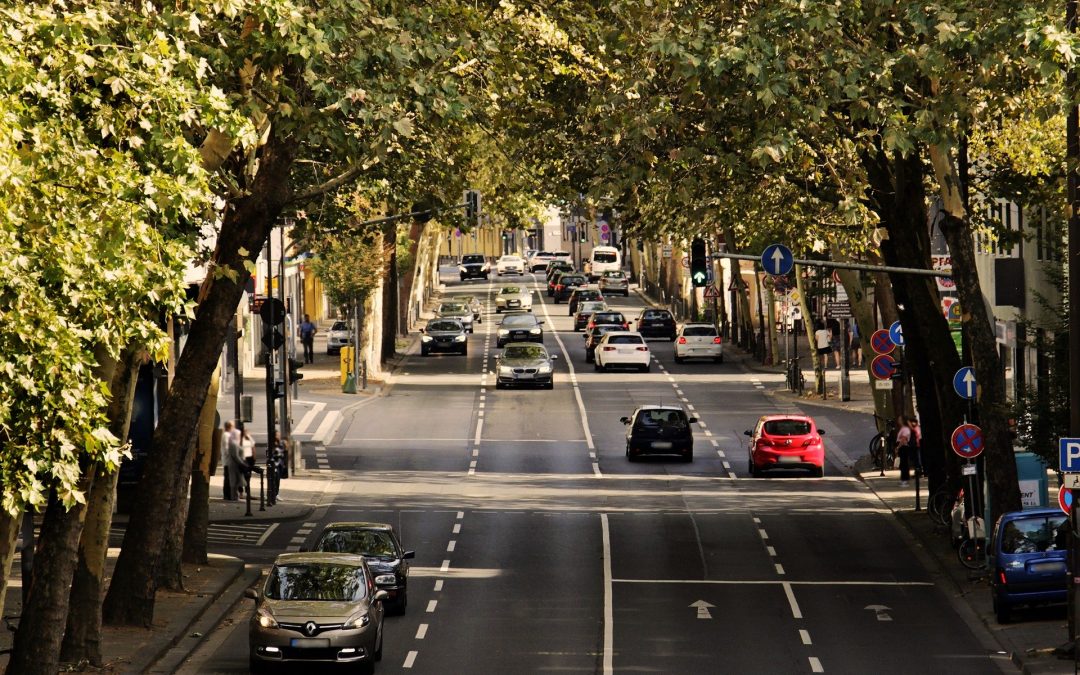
[416,624,428,640]
[800,629,812,645]
[403,651,417,669]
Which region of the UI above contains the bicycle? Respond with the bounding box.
[869,416,896,474]
[957,513,987,570]
[785,359,805,393]
[927,485,960,528]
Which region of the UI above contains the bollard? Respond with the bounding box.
[914,468,922,511]
[258,468,265,512]
[244,473,253,517]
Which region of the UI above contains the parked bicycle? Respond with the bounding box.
[785,358,804,393]
[927,484,960,528]
[869,415,896,475]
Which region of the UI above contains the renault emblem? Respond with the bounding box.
[304,621,318,636]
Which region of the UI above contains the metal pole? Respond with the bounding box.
[840,317,851,401]
[263,238,276,478]
[230,319,241,428]
[1067,0,1080,655]
[278,223,290,452]
[710,252,951,277]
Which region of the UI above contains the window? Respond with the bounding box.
[636,409,689,429]
[603,271,624,278]
[593,252,618,263]
[501,287,521,294]
[502,315,536,327]
[462,255,485,264]
[331,321,348,331]
[1032,206,1062,263]
[763,419,812,436]
[1000,516,1068,554]
[504,345,546,359]
[265,564,368,601]
[608,335,643,345]
[683,326,717,337]
[316,530,397,558]
[428,321,461,332]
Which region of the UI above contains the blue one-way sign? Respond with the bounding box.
[1060,438,1080,472]
[761,244,794,276]
[952,367,976,400]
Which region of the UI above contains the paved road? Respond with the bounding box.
[181,270,1009,674]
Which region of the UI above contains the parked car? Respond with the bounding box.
[594,331,651,372]
[598,270,629,296]
[588,311,629,332]
[989,507,1069,623]
[674,323,723,363]
[574,300,608,331]
[567,287,604,315]
[326,320,352,355]
[459,294,483,323]
[495,343,558,389]
[552,274,587,303]
[621,405,696,462]
[583,324,628,362]
[496,312,544,348]
[420,319,468,356]
[436,302,474,333]
[495,255,525,275]
[310,522,415,615]
[745,415,825,478]
[495,286,533,313]
[635,308,677,340]
[458,253,490,281]
[246,552,386,673]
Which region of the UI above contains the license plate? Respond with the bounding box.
[1030,561,1065,574]
[513,332,526,338]
[777,456,800,464]
[516,373,534,379]
[652,441,672,449]
[290,638,330,648]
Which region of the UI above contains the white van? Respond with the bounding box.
[588,246,621,280]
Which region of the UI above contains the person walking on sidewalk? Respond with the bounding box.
[814,321,831,365]
[849,320,863,367]
[223,420,244,500]
[268,432,286,506]
[240,428,256,490]
[300,314,317,364]
[896,416,916,486]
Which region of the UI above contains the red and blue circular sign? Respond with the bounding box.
[1059,485,1074,516]
[870,329,894,355]
[950,423,984,459]
[870,354,898,380]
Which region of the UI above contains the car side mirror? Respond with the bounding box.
[244,589,259,600]
[818,429,826,435]
[744,430,752,436]
[688,417,699,424]
[551,354,559,360]
[374,590,389,602]
[404,550,416,560]
[419,328,425,334]
[538,321,544,325]
[620,416,630,424]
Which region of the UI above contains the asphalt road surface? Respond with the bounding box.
[181,270,1010,674]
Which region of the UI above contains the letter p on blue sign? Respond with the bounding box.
[1059,438,1080,472]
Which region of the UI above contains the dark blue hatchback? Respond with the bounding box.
[989,507,1069,623]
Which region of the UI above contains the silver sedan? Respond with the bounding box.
[495,286,533,313]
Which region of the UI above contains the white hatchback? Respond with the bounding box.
[674,323,723,363]
[496,255,525,275]
[594,331,651,372]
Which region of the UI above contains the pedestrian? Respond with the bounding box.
[240,428,256,488]
[299,314,317,364]
[814,321,831,368]
[896,415,915,486]
[223,420,244,500]
[849,320,863,367]
[268,433,286,506]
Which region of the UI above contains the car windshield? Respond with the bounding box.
[608,335,643,344]
[331,321,348,331]
[428,321,461,332]
[265,563,367,601]
[440,304,466,313]
[503,345,547,359]
[580,302,606,312]
[593,252,618,263]
[1000,516,1068,554]
[603,271,625,279]
[636,409,689,429]
[683,326,717,337]
[501,287,521,294]
[501,314,537,327]
[594,313,625,323]
[644,310,671,319]
[315,530,398,558]
[461,255,485,264]
[763,419,813,436]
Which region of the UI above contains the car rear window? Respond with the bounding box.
[763,420,812,436]
[428,320,461,332]
[1000,515,1068,554]
[644,310,671,319]
[561,276,585,284]
[683,326,717,337]
[608,335,643,344]
[594,313,625,323]
[462,255,485,264]
[593,252,618,263]
[636,409,688,429]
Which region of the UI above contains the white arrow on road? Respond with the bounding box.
[864,604,893,621]
[963,369,976,398]
[771,248,784,274]
[690,600,715,619]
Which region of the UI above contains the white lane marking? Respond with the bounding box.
[255,523,280,547]
[752,517,761,524]
[680,397,689,403]
[472,449,479,457]
[686,404,695,411]
[289,536,305,545]
[453,523,461,534]
[667,376,675,382]
[767,546,777,557]
[474,418,483,445]
[675,389,684,396]
[612,578,934,586]
[601,513,613,675]
[716,450,725,458]
[703,430,712,437]
[403,651,418,668]
[711,440,720,448]
[457,512,464,519]
[440,560,450,572]
[783,582,803,619]
[775,563,786,575]
[800,629,812,645]
[758,529,769,540]
[312,410,342,444]
[593,462,602,477]
[809,656,824,673]
[434,580,444,592]
[415,624,429,640]
[293,401,327,435]
[447,540,457,552]
[722,461,731,471]
[304,522,317,527]
[296,528,312,535]
[426,600,438,613]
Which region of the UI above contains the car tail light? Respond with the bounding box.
[636,346,649,351]
[677,337,687,344]
[622,323,629,329]
[603,346,616,352]
[998,569,1007,585]
[802,436,821,446]
[713,337,723,344]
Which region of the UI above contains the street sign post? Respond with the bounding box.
[870,329,895,355]
[953,367,977,400]
[951,423,984,460]
[870,354,898,380]
[888,320,905,347]
[761,243,794,276]
[1060,485,1074,516]
[1059,438,1080,472]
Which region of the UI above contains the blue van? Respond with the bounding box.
[988,507,1069,623]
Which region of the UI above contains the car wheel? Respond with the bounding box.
[553,297,561,304]
[358,659,375,675]
[994,597,1010,624]
[585,353,593,363]
[421,348,429,357]
[460,275,466,282]
[497,340,505,348]
[461,347,468,356]
[750,461,761,478]
[668,333,676,342]
[716,355,724,364]
[495,381,505,389]
[496,308,502,313]
[812,465,825,478]
[594,361,604,372]
[544,381,554,390]
[641,363,651,373]
[674,355,684,364]
[626,445,636,461]
[375,624,384,660]
[683,451,693,462]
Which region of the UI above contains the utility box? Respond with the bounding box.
[340,346,354,386]
[240,395,253,423]
[984,452,1049,530]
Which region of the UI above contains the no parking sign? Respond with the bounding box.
[870,329,894,355]
[950,423,984,460]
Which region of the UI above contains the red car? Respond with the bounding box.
[745,415,825,478]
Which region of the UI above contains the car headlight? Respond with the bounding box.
[256,607,278,629]
[345,612,371,629]
[498,329,510,336]
[499,366,514,375]
[458,266,467,272]
[421,335,433,342]
[529,328,541,334]
[537,364,552,374]
[454,335,467,342]
[375,574,396,585]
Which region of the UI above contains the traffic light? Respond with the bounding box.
[288,357,304,383]
[272,381,286,399]
[690,238,708,287]
[579,226,587,243]
[464,189,481,229]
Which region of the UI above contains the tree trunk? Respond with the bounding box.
[103,138,296,627]
[183,367,222,565]
[9,471,95,675]
[833,261,892,425]
[61,345,143,666]
[796,264,822,389]
[382,220,399,360]
[157,448,194,591]
[398,220,424,334]
[0,509,21,614]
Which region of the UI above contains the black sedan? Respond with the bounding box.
[552,274,587,303]
[496,312,544,348]
[309,521,415,614]
[495,343,558,389]
[621,405,697,462]
[420,319,468,356]
[635,308,677,340]
[583,324,628,362]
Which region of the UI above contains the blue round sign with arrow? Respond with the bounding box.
[761,244,794,277]
[888,320,905,347]
[953,367,977,400]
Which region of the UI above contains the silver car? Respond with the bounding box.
[598,270,629,297]
[459,295,484,323]
[326,320,352,355]
[247,552,387,674]
[495,343,558,389]
[495,286,533,313]
[436,302,474,333]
